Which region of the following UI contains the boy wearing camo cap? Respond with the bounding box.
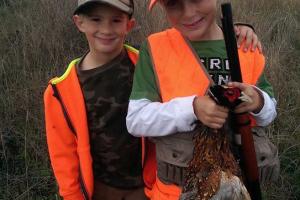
[44,1,149,199]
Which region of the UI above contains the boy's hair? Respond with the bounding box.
[74,0,134,18]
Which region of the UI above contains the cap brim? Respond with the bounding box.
[74,0,133,15]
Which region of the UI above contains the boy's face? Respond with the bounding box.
[160,0,217,41]
[73,4,135,55]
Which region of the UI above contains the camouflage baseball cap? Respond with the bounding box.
[74,0,134,15]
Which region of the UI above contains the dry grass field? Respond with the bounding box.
[0,0,299,199]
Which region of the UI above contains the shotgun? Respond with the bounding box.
[220,3,262,200]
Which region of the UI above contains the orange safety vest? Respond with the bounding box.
[44,45,156,200]
[146,28,265,199]
[148,28,265,102]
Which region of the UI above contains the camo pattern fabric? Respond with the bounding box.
[76,50,143,189]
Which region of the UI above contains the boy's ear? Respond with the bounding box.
[73,15,85,32]
[126,18,136,32]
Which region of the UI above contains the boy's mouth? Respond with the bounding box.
[182,17,205,30]
[96,37,116,45]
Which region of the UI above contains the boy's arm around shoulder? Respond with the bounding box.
[44,85,84,200]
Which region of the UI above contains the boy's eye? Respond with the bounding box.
[164,0,180,8]
[113,18,123,23]
[163,0,205,9]
[89,17,101,22]
[192,0,204,3]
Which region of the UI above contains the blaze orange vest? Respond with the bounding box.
[44,45,156,200]
[148,28,265,102]
[145,28,265,199]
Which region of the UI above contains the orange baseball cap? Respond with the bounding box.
[149,0,159,10]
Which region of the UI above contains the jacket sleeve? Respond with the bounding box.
[44,85,84,200]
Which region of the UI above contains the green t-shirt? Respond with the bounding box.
[130,40,274,101]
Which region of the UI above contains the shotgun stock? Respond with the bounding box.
[221,3,262,200]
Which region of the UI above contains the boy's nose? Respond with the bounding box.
[182,1,196,18]
[100,21,113,34]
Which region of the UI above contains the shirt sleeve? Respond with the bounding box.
[130,41,161,101]
[126,97,198,137]
[251,73,277,126]
[257,73,275,98]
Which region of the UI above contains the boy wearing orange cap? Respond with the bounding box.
[127,0,277,199]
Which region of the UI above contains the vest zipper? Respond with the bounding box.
[51,84,90,200]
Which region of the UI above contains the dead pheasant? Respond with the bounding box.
[180,127,251,200]
[180,86,251,200]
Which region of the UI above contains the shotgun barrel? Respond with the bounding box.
[221,3,262,200]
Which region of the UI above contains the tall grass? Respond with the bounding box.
[0,1,82,199]
[0,0,299,199]
[229,0,300,198]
